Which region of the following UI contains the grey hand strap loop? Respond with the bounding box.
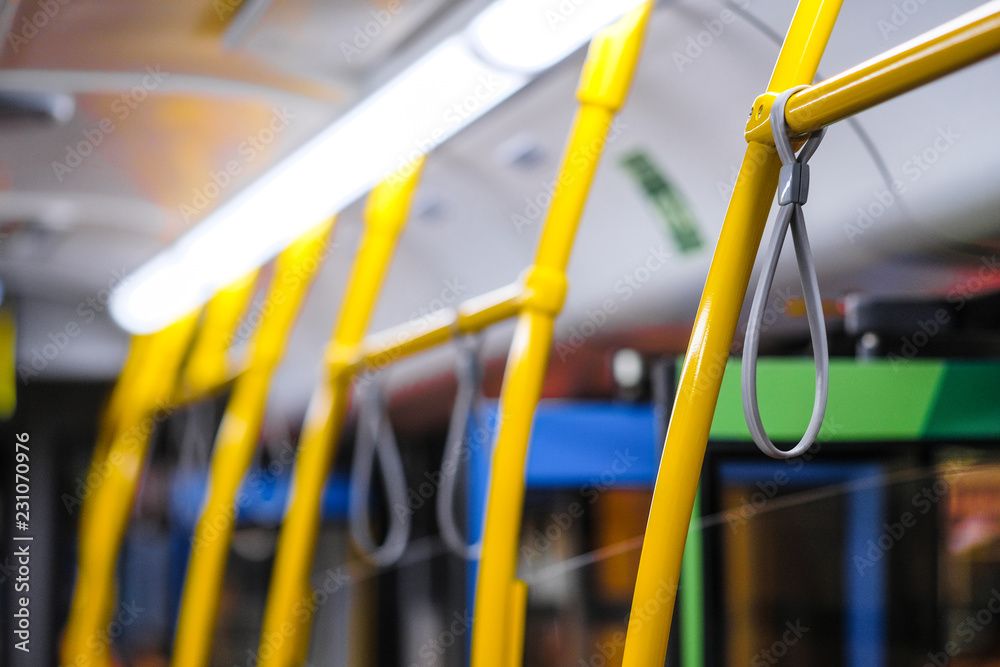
[349,375,411,567]
[742,85,830,459]
[436,334,484,560]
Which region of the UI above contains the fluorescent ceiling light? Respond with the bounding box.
[470,0,647,72]
[112,40,525,333]
[111,0,640,334]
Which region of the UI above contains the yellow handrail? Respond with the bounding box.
[620,1,842,664]
[178,268,259,401]
[746,1,1000,144]
[75,336,152,548]
[360,282,524,366]
[473,5,653,666]
[246,9,652,665]
[62,313,200,667]
[622,2,1000,664]
[257,161,424,667]
[171,219,335,667]
[73,270,258,589]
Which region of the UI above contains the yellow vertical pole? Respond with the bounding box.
[94,336,153,457]
[78,335,154,539]
[61,313,200,667]
[180,268,260,398]
[72,271,257,617]
[257,160,424,667]
[0,306,15,419]
[620,2,843,666]
[471,6,652,666]
[171,219,335,667]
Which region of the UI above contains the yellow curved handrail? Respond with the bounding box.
[257,161,424,667]
[171,219,335,667]
[62,313,200,667]
[472,6,653,665]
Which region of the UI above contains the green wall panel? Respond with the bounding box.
[706,358,1000,442]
